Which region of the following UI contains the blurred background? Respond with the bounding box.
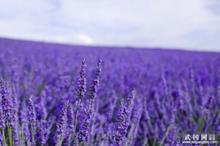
[0,0,220,52]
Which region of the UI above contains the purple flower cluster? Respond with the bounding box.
[0,38,219,146]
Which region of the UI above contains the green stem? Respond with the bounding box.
[126,123,135,146]
[20,124,26,145]
[56,135,63,146]
[67,134,75,146]
[1,129,7,146]
[143,138,148,146]
[100,133,106,146]
[30,123,35,146]
[73,110,78,138]
[152,138,156,146]
[6,125,13,146]
[26,140,31,146]
[79,141,83,146]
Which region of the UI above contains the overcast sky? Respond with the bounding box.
[0,0,220,51]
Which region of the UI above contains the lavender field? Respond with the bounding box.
[0,38,219,146]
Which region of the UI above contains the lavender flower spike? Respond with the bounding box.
[27,95,36,145]
[88,59,102,112]
[66,101,74,145]
[0,104,5,130]
[114,90,135,145]
[73,59,87,141]
[76,59,87,108]
[0,79,14,146]
[0,79,13,125]
[78,110,91,143]
[54,102,67,146]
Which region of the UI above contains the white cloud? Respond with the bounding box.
[0,0,219,51]
[77,34,94,44]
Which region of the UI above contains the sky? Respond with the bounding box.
[0,0,220,51]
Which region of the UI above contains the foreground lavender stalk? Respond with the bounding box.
[73,59,87,141]
[0,79,14,146]
[17,101,25,144]
[78,59,102,145]
[35,91,50,146]
[26,96,36,146]
[88,59,102,112]
[113,90,135,146]
[65,102,74,146]
[76,59,87,108]
[78,109,91,143]
[36,119,50,146]
[0,103,5,130]
[54,102,67,146]
[126,97,143,146]
[0,105,6,146]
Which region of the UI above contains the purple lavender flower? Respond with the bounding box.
[63,101,74,146]
[36,120,50,145]
[88,59,102,112]
[78,110,91,143]
[0,79,21,145]
[0,79,13,125]
[205,96,213,109]
[127,97,143,146]
[27,95,36,145]
[68,60,87,145]
[67,102,74,132]
[35,93,47,121]
[0,104,5,129]
[76,59,87,108]
[103,91,117,135]
[35,91,49,145]
[114,107,129,145]
[54,102,67,146]
[17,101,30,145]
[113,90,135,145]
[77,60,102,144]
[27,96,36,123]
